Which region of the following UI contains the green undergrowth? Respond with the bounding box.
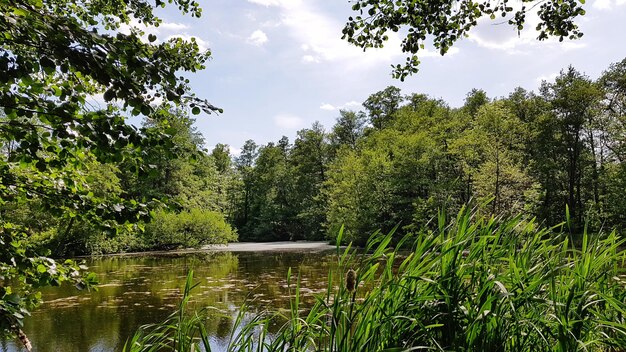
[124,207,626,351]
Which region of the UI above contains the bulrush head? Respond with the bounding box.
[346,269,357,292]
[18,329,32,352]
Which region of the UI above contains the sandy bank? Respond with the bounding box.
[202,241,336,252]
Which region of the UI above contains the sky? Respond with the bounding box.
[139,0,626,155]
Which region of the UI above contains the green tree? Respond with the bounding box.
[0,0,217,339]
[210,143,232,174]
[122,109,208,204]
[329,110,366,152]
[244,142,296,241]
[291,122,331,240]
[598,58,626,165]
[233,140,258,230]
[326,94,463,244]
[470,102,538,216]
[540,67,602,230]
[343,0,587,79]
[363,86,403,130]
[209,144,236,217]
[463,89,490,118]
[595,58,626,229]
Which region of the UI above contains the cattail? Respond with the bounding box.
[346,269,357,292]
[18,329,32,352]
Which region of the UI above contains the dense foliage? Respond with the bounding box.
[126,209,626,351]
[343,0,587,80]
[223,60,626,245]
[0,0,234,342]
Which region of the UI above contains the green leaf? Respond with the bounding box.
[12,8,28,16]
[5,293,20,304]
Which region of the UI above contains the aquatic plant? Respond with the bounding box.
[125,207,626,351]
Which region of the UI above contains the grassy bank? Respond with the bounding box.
[124,207,626,351]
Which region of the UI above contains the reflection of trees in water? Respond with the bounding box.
[11,250,337,351]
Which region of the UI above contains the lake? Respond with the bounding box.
[1,242,338,352]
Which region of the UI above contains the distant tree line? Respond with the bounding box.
[4,60,624,251]
[223,59,626,244]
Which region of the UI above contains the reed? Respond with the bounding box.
[126,207,626,351]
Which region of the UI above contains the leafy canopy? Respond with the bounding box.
[0,0,217,338]
[343,0,586,80]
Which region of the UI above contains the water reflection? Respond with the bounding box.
[2,249,337,352]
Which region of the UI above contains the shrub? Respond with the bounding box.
[143,208,237,250]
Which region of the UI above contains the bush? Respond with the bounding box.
[143,208,237,250]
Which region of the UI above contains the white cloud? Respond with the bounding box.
[248,0,282,6]
[166,34,210,52]
[247,29,268,46]
[85,93,108,109]
[158,22,189,31]
[120,19,188,36]
[535,73,559,83]
[229,146,242,157]
[273,114,305,129]
[248,0,459,70]
[302,55,320,63]
[261,20,283,28]
[592,0,626,9]
[118,19,208,52]
[464,3,593,56]
[319,101,362,111]
[594,0,613,9]
[467,12,588,55]
[561,42,588,51]
[419,47,461,58]
[247,1,404,69]
[245,12,257,21]
[342,101,361,108]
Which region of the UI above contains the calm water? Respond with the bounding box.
[1,247,338,352]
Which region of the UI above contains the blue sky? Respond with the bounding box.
[134,0,626,155]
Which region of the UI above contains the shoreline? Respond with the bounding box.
[77,241,338,258]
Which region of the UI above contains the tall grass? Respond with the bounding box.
[123,271,212,352]
[125,207,626,351]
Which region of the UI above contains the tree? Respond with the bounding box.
[290,122,331,240]
[233,140,258,230]
[244,142,296,241]
[209,144,235,215]
[540,67,601,230]
[123,109,208,204]
[363,86,403,130]
[462,89,490,118]
[470,102,538,216]
[343,0,587,80]
[594,58,626,230]
[0,0,217,340]
[210,144,232,174]
[330,110,366,152]
[326,94,462,244]
[599,58,626,163]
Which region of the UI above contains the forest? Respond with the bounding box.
[3,61,625,256]
[226,62,626,245]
